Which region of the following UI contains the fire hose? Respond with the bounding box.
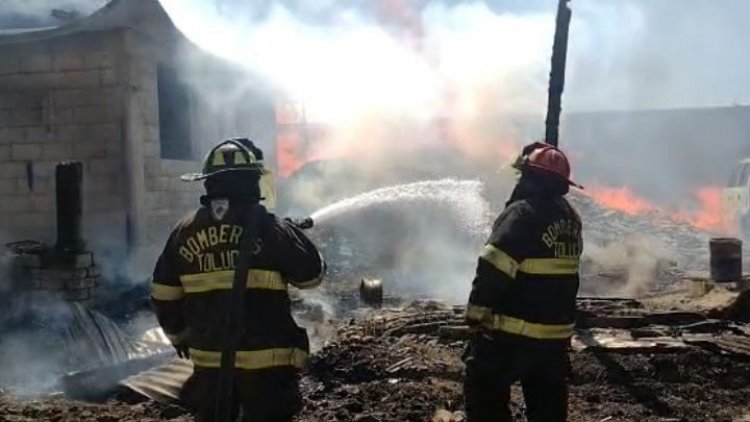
[285,217,314,230]
[214,203,262,422]
[214,212,313,421]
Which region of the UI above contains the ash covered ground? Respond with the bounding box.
[4,297,750,422]
[1,184,750,421]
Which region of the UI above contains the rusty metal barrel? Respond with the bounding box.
[55,162,85,254]
[359,278,383,307]
[710,237,742,282]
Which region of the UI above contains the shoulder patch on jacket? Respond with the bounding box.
[492,200,533,231]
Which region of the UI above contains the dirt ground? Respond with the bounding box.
[3,297,750,422]
[0,396,190,422]
[3,340,750,422]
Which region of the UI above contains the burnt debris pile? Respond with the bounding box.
[302,301,468,422]
[296,298,750,422]
[569,193,710,262]
[568,193,717,295]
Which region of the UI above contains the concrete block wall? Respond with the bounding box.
[138,101,277,246]
[144,157,202,245]
[132,39,278,246]
[123,45,202,246]
[0,31,127,245]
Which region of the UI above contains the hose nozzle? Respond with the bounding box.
[285,217,314,230]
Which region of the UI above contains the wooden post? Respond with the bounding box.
[544,0,572,147]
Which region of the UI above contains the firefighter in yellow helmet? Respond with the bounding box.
[150,138,324,421]
[463,142,583,422]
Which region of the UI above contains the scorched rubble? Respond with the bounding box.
[294,299,750,421]
[4,297,750,421]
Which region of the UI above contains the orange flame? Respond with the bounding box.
[275,101,522,179]
[275,102,306,177]
[586,186,658,216]
[276,130,306,178]
[673,187,737,235]
[587,185,737,235]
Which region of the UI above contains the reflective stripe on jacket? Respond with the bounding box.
[150,206,325,370]
[189,347,308,370]
[466,195,582,341]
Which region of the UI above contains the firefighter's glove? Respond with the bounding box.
[284,217,314,230]
[174,344,190,360]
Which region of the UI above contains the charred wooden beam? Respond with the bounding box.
[55,162,85,254]
[437,325,474,341]
[544,0,572,147]
[576,312,707,329]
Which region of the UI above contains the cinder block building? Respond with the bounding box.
[0,0,276,265]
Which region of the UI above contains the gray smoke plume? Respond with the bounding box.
[567,0,750,111]
[562,0,750,212]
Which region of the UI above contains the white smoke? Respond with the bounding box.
[158,0,750,206]
[159,0,750,122]
[583,234,679,297]
[159,0,554,126]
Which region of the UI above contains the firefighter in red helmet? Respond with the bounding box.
[150,138,324,421]
[463,142,583,422]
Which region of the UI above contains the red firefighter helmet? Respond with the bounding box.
[524,145,583,189]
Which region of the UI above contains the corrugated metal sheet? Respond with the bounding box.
[61,352,175,400]
[120,358,193,403]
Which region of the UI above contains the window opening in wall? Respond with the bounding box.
[157,65,193,160]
